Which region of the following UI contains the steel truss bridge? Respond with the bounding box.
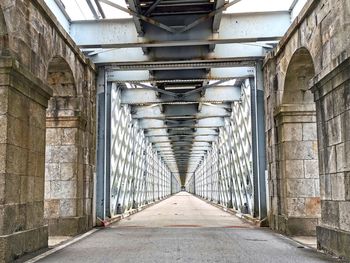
[49,0,291,220]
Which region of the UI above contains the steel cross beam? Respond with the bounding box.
[106,67,254,82]
[104,57,259,70]
[120,86,241,105]
[70,12,290,49]
[132,104,231,119]
[78,36,279,49]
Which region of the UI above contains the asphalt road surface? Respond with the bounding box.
[36,193,341,263]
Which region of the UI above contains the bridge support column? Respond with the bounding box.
[251,62,267,221]
[0,57,52,261]
[45,117,92,236]
[274,106,320,235]
[313,58,350,260]
[95,68,111,222]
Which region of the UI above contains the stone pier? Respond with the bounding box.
[0,57,51,261]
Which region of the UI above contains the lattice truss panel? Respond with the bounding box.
[186,80,254,214]
[110,85,180,215]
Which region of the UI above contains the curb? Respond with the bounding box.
[97,195,172,227]
[193,194,268,227]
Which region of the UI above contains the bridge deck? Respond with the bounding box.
[36,193,337,263]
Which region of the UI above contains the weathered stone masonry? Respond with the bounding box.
[264,0,350,259]
[0,0,96,261]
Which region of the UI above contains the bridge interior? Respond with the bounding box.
[86,0,288,220]
[0,0,349,262]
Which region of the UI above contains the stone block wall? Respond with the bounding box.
[0,0,96,261]
[45,120,92,236]
[274,105,320,235]
[0,57,51,262]
[264,0,350,259]
[43,56,95,236]
[313,59,350,260]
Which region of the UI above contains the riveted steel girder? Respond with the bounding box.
[132,104,231,119]
[71,12,290,49]
[121,86,241,105]
[138,117,225,129]
[107,67,254,82]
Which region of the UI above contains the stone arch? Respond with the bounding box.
[274,47,320,235]
[46,56,77,100]
[282,48,315,105]
[45,56,86,236]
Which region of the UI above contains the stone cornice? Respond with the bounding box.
[0,56,53,107]
[46,116,87,130]
[274,104,316,118]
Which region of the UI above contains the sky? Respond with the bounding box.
[60,0,297,21]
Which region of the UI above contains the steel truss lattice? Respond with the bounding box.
[109,84,181,216]
[186,80,254,215]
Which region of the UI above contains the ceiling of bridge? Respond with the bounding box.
[117,0,239,184]
[51,0,293,184]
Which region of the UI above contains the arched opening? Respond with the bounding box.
[275,48,320,235]
[282,48,315,105]
[45,57,83,236]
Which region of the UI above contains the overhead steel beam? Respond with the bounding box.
[149,137,217,143]
[105,57,259,70]
[156,146,211,153]
[120,86,241,105]
[139,118,225,129]
[132,103,231,119]
[84,46,265,65]
[161,150,206,154]
[145,128,218,137]
[154,142,211,147]
[153,141,215,145]
[77,36,280,49]
[152,135,217,140]
[107,67,254,82]
[70,12,290,48]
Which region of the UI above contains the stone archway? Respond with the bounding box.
[45,56,87,236]
[274,48,320,235]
